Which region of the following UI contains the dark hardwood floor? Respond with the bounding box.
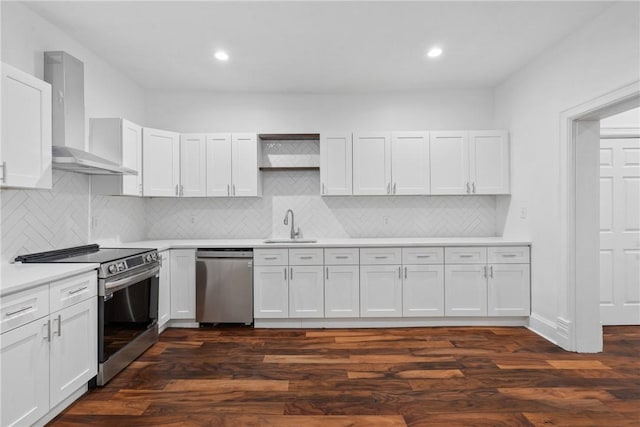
[49,326,640,426]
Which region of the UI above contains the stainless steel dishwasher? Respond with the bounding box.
[195,249,253,325]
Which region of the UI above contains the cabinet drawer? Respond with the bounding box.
[50,271,97,313]
[445,247,487,264]
[488,246,530,264]
[360,248,402,265]
[254,249,289,266]
[324,248,359,265]
[0,286,50,334]
[402,247,444,265]
[289,248,324,265]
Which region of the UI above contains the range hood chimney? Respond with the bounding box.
[44,51,136,175]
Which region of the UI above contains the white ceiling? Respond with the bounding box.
[25,1,612,93]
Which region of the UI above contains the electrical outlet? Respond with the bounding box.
[383,216,390,225]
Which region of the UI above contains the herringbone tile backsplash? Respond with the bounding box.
[2,170,496,264]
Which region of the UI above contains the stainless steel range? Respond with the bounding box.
[16,244,160,385]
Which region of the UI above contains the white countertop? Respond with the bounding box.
[116,237,531,252]
[1,263,99,297]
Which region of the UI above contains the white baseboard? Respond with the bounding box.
[34,384,88,427]
[167,319,199,328]
[527,312,570,349]
[255,317,529,329]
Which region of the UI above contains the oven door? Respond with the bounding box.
[98,264,159,363]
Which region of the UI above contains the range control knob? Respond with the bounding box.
[151,252,157,261]
[108,264,117,274]
[146,254,153,262]
[117,262,126,271]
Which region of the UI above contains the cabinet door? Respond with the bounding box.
[1,62,52,189]
[360,265,402,317]
[488,264,530,316]
[325,265,360,318]
[254,266,289,318]
[289,266,324,318]
[353,133,391,195]
[206,133,232,197]
[430,132,469,195]
[320,133,352,196]
[121,119,143,196]
[170,249,196,319]
[49,298,97,408]
[0,319,50,427]
[391,132,429,195]
[403,265,444,317]
[180,134,207,197]
[143,128,180,196]
[444,264,487,316]
[158,251,171,327]
[469,130,510,194]
[231,133,259,197]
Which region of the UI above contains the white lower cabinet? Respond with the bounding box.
[402,265,444,317]
[254,266,289,318]
[170,249,196,319]
[360,265,402,317]
[488,263,530,316]
[0,319,50,426]
[158,250,171,327]
[444,264,488,316]
[325,265,360,318]
[289,266,324,318]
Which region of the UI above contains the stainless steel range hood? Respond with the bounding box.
[44,51,137,175]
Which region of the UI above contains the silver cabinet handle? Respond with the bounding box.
[335,256,349,259]
[264,256,277,260]
[284,267,287,281]
[502,254,517,258]
[386,183,390,194]
[232,184,236,196]
[44,320,51,342]
[290,267,293,280]
[0,161,6,183]
[300,256,313,260]
[393,183,397,194]
[54,314,62,337]
[68,286,88,295]
[375,256,388,259]
[466,182,470,194]
[180,185,184,196]
[6,305,33,317]
[326,267,329,280]
[398,266,401,279]
[483,266,487,278]
[472,182,476,194]
[459,254,473,258]
[404,266,407,279]
[416,255,431,258]
[322,183,325,194]
[175,184,179,195]
[490,266,494,278]
[227,184,230,196]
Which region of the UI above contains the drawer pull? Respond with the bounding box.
[264,256,278,260]
[375,256,388,259]
[416,255,431,258]
[68,286,88,295]
[335,256,349,259]
[459,254,473,258]
[299,256,313,260]
[502,254,517,258]
[5,306,33,317]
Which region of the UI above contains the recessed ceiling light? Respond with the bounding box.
[214,50,229,61]
[427,47,443,58]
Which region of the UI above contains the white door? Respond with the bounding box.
[402,265,444,317]
[289,266,324,318]
[121,119,143,196]
[325,265,360,318]
[158,251,171,327]
[360,265,402,317]
[170,249,196,319]
[206,133,232,197]
[1,62,52,189]
[487,264,530,316]
[0,320,50,427]
[430,132,469,195]
[180,134,206,197]
[254,266,289,318]
[353,133,391,195]
[320,133,353,196]
[391,132,430,195]
[231,133,259,197]
[444,264,487,316]
[143,128,180,196]
[469,130,510,194]
[600,137,640,324]
[49,298,97,408]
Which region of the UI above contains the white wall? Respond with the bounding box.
[0,2,147,264]
[493,2,640,345]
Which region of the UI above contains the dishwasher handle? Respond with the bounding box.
[196,249,253,259]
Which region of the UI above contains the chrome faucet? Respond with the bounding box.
[283,209,300,240]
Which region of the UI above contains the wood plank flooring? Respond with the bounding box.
[49,326,640,426]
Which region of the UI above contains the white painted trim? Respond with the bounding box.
[167,319,199,328]
[559,80,640,352]
[600,127,640,138]
[255,317,529,329]
[556,317,572,349]
[527,312,559,345]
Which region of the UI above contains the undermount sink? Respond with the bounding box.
[263,239,318,244]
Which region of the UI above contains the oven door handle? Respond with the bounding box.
[104,265,160,294]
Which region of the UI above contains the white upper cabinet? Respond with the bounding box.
[320,133,353,196]
[206,133,232,196]
[469,131,510,194]
[391,132,429,195]
[91,118,143,196]
[180,134,206,197]
[353,132,392,195]
[1,62,52,189]
[206,133,260,197]
[430,131,470,195]
[143,128,180,196]
[430,130,509,195]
